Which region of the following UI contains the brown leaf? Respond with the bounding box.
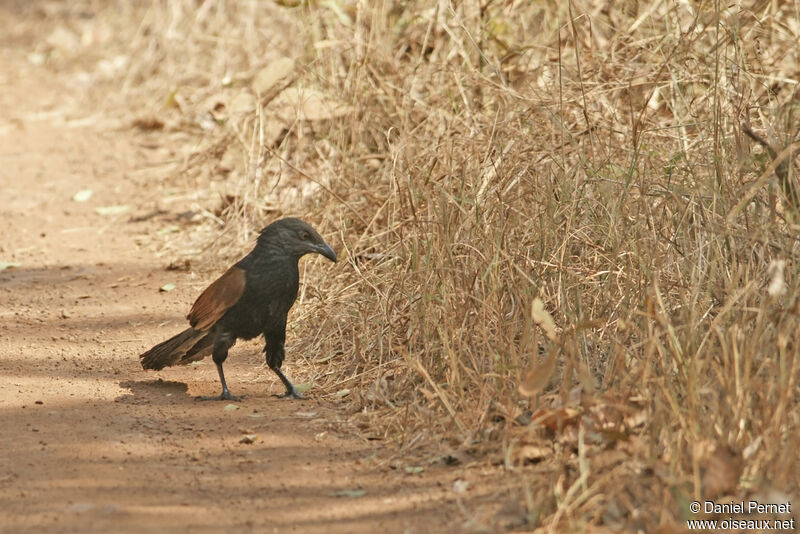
[531,297,557,341]
[252,57,295,95]
[277,87,353,121]
[516,443,552,464]
[518,349,557,397]
[530,406,581,431]
[132,117,165,131]
[229,91,256,114]
[702,445,743,498]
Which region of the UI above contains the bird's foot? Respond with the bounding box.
[196,391,244,401]
[275,387,302,400]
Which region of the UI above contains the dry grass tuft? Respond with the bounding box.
[36,0,800,530]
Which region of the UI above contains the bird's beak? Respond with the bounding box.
[316,242,337,262]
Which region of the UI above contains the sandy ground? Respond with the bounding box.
[0,16,505,534]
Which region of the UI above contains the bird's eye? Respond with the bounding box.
[300,232,310,240]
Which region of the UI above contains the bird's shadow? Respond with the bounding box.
[116,379,190,405]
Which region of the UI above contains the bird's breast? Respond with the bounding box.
[218,259,299,340]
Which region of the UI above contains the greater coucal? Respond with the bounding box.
[139,218,337,400]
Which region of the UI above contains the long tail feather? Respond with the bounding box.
[140,328,209,370]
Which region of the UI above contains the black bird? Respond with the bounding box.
[139,218,337,400]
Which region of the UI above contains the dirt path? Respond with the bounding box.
[0,24,479,534]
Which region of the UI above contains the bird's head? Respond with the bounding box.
[257,218,337,262]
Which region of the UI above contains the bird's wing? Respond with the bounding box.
[187,266,246,331]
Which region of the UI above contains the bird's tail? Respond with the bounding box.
[140,328,211,370]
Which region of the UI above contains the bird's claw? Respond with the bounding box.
[275,388,302,399]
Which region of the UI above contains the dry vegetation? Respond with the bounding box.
[30,0,800,530]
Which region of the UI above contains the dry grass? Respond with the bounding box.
[33,0,800,530]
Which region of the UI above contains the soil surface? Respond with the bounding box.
[0,13,498,534]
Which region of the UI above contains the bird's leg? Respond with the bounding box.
[197,333,243,401]
[265,332,301,399]
[214,361,243,401]
[271,365,301,399]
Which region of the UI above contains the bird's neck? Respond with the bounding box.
[240,244,300,270]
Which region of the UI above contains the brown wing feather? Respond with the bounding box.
[187,266,246,331]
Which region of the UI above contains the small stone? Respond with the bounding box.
[453,479,470,494]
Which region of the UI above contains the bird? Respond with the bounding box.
[139,217,337,400]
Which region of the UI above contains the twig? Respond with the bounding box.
[263,145,368,226]
[742,124,800,210]
[726,138,800,223]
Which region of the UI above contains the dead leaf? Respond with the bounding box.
[518,348,557,397]
[157,225,181,235]
[530,406,581,431]
[165,259,191,272]
[72,189,93,202]
[196,112,217,131]
[253,57,295,95]
[239,434,257,444]
[94,205,131,216]
[531,298,557,341]
[278,87,353,121]
[294,382,312,393]
[132,117,165,131]
[767,259,787,297]
[516,443,552,464]
[46,26,80,53]
[229,91,256,114]
[743,435,762,460]
[27,52,46,65]
[702,445,743,498]
[624,409,647,429]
